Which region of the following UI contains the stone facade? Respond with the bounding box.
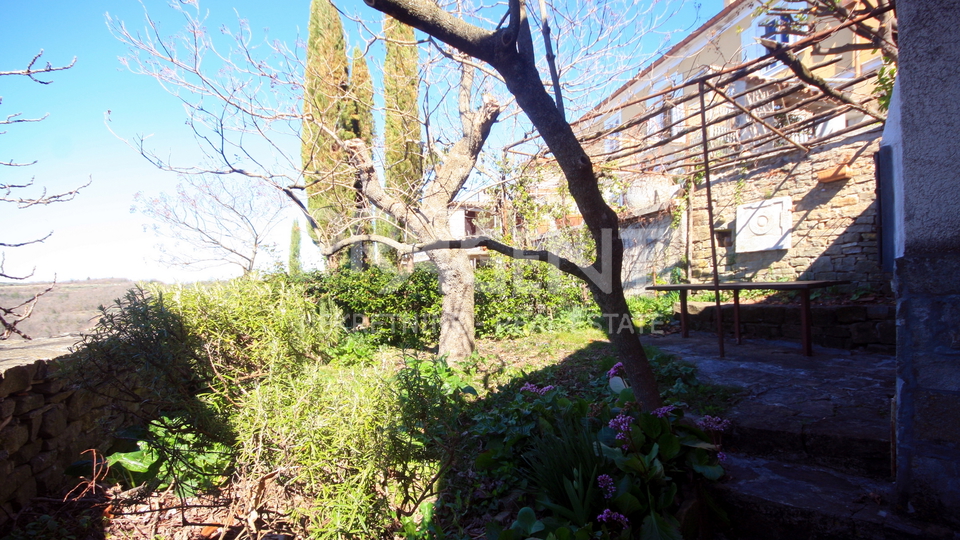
[687,130,889,291]
[0,354,144,526]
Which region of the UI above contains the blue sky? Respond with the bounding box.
[1,0,717,284]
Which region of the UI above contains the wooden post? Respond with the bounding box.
[699,82,724,357]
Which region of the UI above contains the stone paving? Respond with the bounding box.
[646,331,895,477]
[644,331,959,539]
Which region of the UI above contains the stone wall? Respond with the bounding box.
[687,130,890,291]
[0,353,142,526]
[889,0,960,526]
[621,211,685,295]
[680,302,896,353]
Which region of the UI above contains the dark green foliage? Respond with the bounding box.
[104,416,233,498]
[390,358,476,517]
[304,261,589,347]
[474,260,588,338]
[289,219,303,275]
[302,0,353,244]
[448,371,726,540]
[306,265,443,348]
[345,47,375,145]
[523,420,606,527]
[383,15,423,202]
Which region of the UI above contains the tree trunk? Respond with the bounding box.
[428,249,476,363]
[593,288,662,410]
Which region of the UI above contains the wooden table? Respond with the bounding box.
[646,280,850,356]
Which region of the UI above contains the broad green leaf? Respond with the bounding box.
[639,413,662,438]
[598,427,619,448]
[616,454,646,474]
[613,491,645,515]
[475,450,498,470]
[629,426,647,450]
[513,507,544,535]
[691,462,725,481]
[108,447,155,473]
[657,432,681,460]
[657,483,678,511]
[600,443,623,461]
[640,512,682,540]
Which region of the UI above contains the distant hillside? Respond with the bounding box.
[0,279,138,340]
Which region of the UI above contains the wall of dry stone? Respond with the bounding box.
[681,302,896,353]
[0,353,142,526]
[688,130,890,291]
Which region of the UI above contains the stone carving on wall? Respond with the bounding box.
[736,196,792,253]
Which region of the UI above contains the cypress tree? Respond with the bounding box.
[383,15,422,203]
[289,220,303,275]
[345,47,375,146]
[302,0,351,245]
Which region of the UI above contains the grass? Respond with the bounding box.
[0,278,137,339]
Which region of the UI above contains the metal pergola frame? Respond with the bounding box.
[511,5,892,355]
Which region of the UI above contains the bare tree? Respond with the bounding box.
[355,0,671,408]
[133,175,288,275]
[108,0,689,400]
[1,51,88,340]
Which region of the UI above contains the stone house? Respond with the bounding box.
[561,0,891,294]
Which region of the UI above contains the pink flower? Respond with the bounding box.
[520,383,555,396]
[609,413,633,450]
[597,508,629,527]
[597,474,616,499]
[520,382,539,394]
[696,415,731,432]
[652,405,677,418]
[607,362,625,378]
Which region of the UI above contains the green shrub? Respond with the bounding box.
[305,261,590,345]
[626,293,678,334]
[104,415,233,497]
[475,260,588,339]
[160,276,343,400]
[305,265,442,348]
[230,364,400,539]
[71,287,228,441]
[69,278,344,498]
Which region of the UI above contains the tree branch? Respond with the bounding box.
[417,236,589,282]
[361,0,499,62]
[322,233,415,256]
[0,283,54,340]
[762,39,885,121]
[0,50,76,84]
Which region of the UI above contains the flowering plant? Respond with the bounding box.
[493,399,726,540]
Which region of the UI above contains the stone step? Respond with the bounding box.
[725,413,892,479]
[647,332,895,477]
[711,454,958,540]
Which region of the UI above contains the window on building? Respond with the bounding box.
[604,112,621,153]
[741,2,812,66]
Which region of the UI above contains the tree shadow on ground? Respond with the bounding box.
[421,331,740,537]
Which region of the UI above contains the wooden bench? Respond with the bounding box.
[646,280,850,356]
